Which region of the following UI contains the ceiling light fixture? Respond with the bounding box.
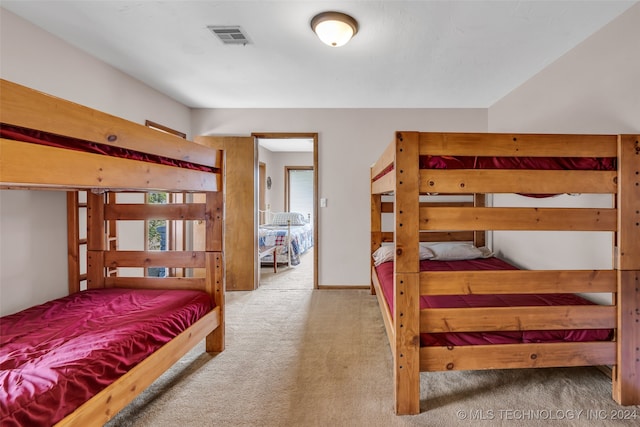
[310,11,358,47]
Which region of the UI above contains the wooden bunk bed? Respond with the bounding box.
[370,131,640,415]
[0,79,225,426]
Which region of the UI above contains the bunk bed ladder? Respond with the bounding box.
[67,191,88,293]
[106,192,118,277]
[68,191,117,292]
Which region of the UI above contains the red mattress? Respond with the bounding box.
[372,154,615,183]
[0,288,213,426]
[375,258,613,347]
[0,123,217,173]
[419,154,615,171]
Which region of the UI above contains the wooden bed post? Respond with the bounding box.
[205,191,225,352]
[86,191,106,289]
[205,252,225,353]
[393,131,421,414]
[205,191,224,253]
[371,188,382,295]
[613,134,640,405]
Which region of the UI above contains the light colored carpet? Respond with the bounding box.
[258,248,314,290]
[106,286,638,426]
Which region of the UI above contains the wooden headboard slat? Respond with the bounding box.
[419,132,618,157]
[0,139,219,192]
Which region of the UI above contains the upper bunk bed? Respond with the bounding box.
[370,131,640,415]
[0,78,221,193]
[0,79,226,426]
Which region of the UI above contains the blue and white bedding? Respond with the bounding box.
[259,222,313,266]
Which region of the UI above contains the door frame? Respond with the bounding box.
[253,132,318,289]
[259,162,267,224]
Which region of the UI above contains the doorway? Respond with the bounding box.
[253,133,318,290]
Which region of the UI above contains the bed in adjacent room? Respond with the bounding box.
[259,211,313,267]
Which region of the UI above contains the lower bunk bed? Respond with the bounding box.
[370,131,640,415]
[373,253,613,348]
[1,288,220,426]
[0,79,225,426]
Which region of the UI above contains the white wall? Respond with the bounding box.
[0,9,191,134]
[192,108,488,287]
[488,4,640,303]
[0,191,67,315]
[0,9,193,315]
[261,151,314,214]
[488,4,640,134]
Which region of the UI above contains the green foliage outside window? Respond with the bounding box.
[147,192,167,251]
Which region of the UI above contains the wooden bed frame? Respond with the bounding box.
[0,79,225,426]
[370,131,640,415]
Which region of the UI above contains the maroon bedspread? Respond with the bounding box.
[0,288,213,426]
[0,123,216,173]
[375,259,612,347]
[420,154,615,171]
[372,154,615,183]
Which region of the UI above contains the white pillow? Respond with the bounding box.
[419,243,435,260]
[372,244,434,267]
[271,212,306,226]
[372,246,394,266]
[425,242,493,261]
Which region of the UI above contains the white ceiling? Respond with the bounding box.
[258,138,314,152]
[2,1,636,109]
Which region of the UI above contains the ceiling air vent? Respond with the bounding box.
[207,25,251,45]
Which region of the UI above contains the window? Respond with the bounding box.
[146,192,168,277]
[145,120,187,139]
[144,121,187,277]
[286,167,314,223]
